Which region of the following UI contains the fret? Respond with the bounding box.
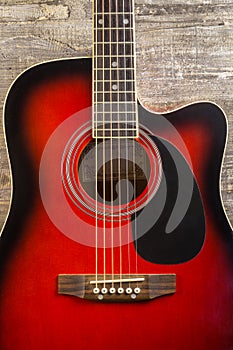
[94,91,136,94]
[95,15,133,28]
[94,128,137,132]
[94,58,134,68]
[94,68,134,71]
[95,27,133,30]
[94,123,137,130]
[94,55,134,58]
[94,79,135,82]
[94,109,137,113]
[93,121,138,132]
[94,70,135,82]
[94,109,136,117]
[95,15,133,23]
[94,102,136,113]
[94,118,137,122]
[95,29,133,43]
[94,93,136,103]
[93,116,137,123]
[93,130,138,139]
[94,101,137,104]
[95,32,133,43]
[95,12,133,15]
[94,111,137,114]
[94,41,134,45]
[94,119,137,123]
[94,43,133,57]
[94,81,135,92]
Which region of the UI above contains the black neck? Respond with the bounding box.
[93,0,138,139]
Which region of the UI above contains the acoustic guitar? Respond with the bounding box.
[0,1,232,349]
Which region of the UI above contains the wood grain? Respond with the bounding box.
[0,0,232,229]
[0,4,69,22]
[58,274,176,301]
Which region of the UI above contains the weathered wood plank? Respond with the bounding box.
[0,4,70,22]
[0,0,55,3]
[134,1,233,27]
[0,0,232,229]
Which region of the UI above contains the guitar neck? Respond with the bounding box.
[92,0,138,139]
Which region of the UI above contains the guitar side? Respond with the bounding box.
[0,57,232,350]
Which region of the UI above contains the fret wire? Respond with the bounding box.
[94,136,138,138]
[94,79,135,82]
[94,130,138,133]
[94,119,137,122]
[95,101,136,105]
[94,91,136,93]
[94,124,137,126]
[94,74,135,82]
[94,130,137,133]
[95,116,135,119]
[94,98,135,102]
[93,68,134,71]
[94,117,137,120]
[94,41,134,44]
[95,83,135,90]
[94,66,134,73]
[94,110,136,112]
[94,115,137,118]
[94,27,134,30]
[93,114,137,117]
[94,12,133,15]
[94,46,134,56]
[94,123,137,125]
[95,33,133,43]
[94,31,133,35]
[93,127,137,130]
[94,135,138,138]
[94,107,137,113]
[93,55,134,58]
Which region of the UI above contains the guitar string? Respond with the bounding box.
[102,0,106,290]
[109,0,115,290]
[116,0,123,290]
[123,0,131,290]
[94,0,98,291]
[131,0,139,284]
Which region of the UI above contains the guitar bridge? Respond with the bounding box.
[58,274,176,302]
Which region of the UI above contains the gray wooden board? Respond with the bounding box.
[0,0,232,230]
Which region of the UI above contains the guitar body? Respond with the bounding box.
[0,58,232,350]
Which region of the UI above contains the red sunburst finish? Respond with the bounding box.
[0,58,232,350]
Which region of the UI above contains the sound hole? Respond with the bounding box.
[78,139,150,207]
[61,124,162,220]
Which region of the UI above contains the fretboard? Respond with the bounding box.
[93,0,138,139]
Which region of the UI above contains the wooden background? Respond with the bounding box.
[0,0,232,229]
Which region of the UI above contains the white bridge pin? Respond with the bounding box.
[109,287,116,294]
[126,287,133,294]
[134,287,141,294]
[93,287,100,294]
[117,287,124,294]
